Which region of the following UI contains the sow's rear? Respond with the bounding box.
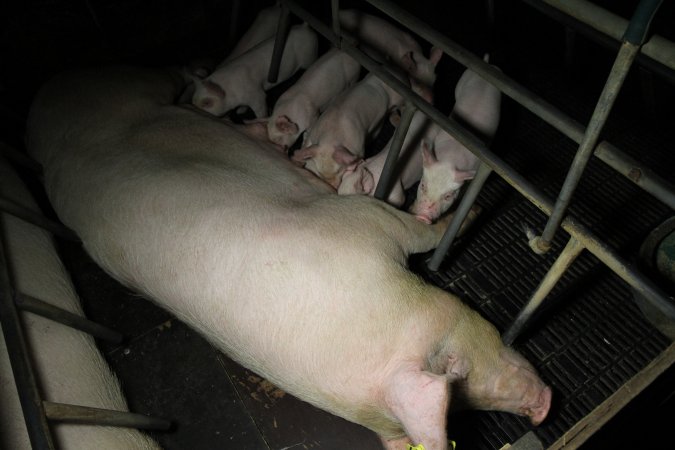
[26,66,550,450]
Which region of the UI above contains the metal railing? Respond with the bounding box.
[270,0,675,346]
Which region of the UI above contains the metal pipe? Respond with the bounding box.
[374,102,416,201]
[44,401,171,430]
[537,41,641,251]
[16,293,124,344]
[0,228,55,449]
[538,0,674,72]
[281,0,675,324]
[267,3,292,83]
[0,142,43,174]
[331,0,341,37]
[428,162,493,271]
[0,196,80,242]
[362,0,675,208]
[502,237,585,345]
[227,0,242,53]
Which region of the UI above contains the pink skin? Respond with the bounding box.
[192,24,318,117]
[28,66,549,450]
[293,70,407,187]
[338,9,443,99]
[338,110,439,206]
[410,56,501,223]
[267,49,362,149]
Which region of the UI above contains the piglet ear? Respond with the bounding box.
[453,168,476,182]
[291,146,317,162]
[421,140,438,168]
[401,51,417,73]
[384,368,450,449]
[429,46,444,66]
[276,115,299,134]
[361,167,376,194]
[332,145,358,166]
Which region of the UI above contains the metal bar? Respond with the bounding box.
[509,431,544,450]
[0,142,43,174]
[362,0,675,209]
[428,162,493,271]
[43,401,171,430]
[331,0,341,36]
[374,102,416,201]
[537,41,641,251]
[281,0,675,323]
[267,3,292,83]
[535,0,675,73]
[0,226,56,449]
[548,342,675,449]
[503,237,585,345]
[227,0,242,53]
[0,196,80,242]
[15,293,123,344]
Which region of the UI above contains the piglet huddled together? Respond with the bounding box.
[25,5,548,450]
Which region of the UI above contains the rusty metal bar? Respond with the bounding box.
[428,162,493,271]
[44,401,171,430]
[374,102,416,201]
[503,237,585,345]
[0,224,56,449]
[0,196,79,242]
[267,3,293,84]
[15,293,123,344]
[281,0,675,323]
[361,0,675,210]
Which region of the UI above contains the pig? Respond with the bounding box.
[27,66,550,450]
[224,4,281,63]
[0,156,160,450]
[267,48,362,149]
[410,58,502,224]
[337,110,439,207]
[292,69,408,188]
[192,23,318,118]
[338,9,443,101]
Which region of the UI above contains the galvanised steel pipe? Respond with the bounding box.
[0,227,56,449]
[0,196,80,242]
[428,161,493,271]
[374,102,416,201]
[363,0,675,209]
[281,0,675,321]
[16,294,124,344]
[267,3,292,83]
[536,41,641,252]
[502,236,585,345]
[44,402,171,430]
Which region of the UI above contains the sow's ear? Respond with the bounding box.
[276,115,299,134]
[384,367,451,449]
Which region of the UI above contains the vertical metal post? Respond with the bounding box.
[534,0,663,252]
[267,3,292,83]
[227,0,242,52]
[428,161,492,271]
[331,0,341,37]
[374,103,416,201]
[0,229,56,449]
[503,237,585,345]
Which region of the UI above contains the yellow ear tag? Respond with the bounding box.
[406,445,425,450]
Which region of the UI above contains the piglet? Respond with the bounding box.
[192,23,318,118]
[0,156,159,450]
[267,48,362,149]
[338,110,438,207]
[339,9,443,101]
[293,69,407,188]
[410,57,502,224]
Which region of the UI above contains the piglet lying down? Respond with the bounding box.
[27,66,550,450]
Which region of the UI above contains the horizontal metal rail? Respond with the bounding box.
[280,0,675,322]
[0,196,80,242]
[44,401,171,430]
[16,293,124,344]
